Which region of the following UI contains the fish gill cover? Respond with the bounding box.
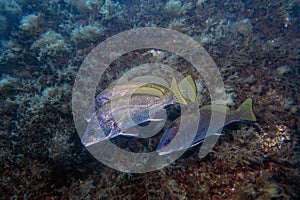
[0,0,300,199]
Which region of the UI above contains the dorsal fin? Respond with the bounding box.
[170,78,187,105]
[178,75,197,102]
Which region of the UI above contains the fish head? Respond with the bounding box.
[81,113,109,147]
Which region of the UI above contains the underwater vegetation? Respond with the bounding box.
[0,0,300,199]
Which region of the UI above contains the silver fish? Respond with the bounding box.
[81,75,197,147]
[81,88,172,146]
[156,98,257,155]
[83,75,171,123]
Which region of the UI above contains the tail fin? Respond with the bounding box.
[237,98,256,122]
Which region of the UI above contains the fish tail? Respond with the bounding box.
[236,98,256,122]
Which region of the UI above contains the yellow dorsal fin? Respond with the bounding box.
[132,75,169,88]
[237,98,256,122]
[178,75,197,102]
[170,78,187,105]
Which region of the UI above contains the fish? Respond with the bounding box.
[81,75,197,147]
[83,75,196,123]
[156,98,257,156]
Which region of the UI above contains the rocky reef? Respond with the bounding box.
[0,0,299,199]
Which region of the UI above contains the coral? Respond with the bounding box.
[71,23,106,48]
[231,18,253,36]
[0,74,18,89]
[99,0,125,21]
[19,13,41,33]
[164,0,190,17]
[0,40,25,74]
[167,18,189,33]
[0,1,22,40]
[66,0,104,13]
[197,0,207,6]
[192,18,229,46]
[0,0,22,15]
[19,14,44,35]
[30,31,70,62]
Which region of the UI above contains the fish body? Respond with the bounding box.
[81,75,197,147]
[84,82,156,123]
[156,98,257,155]
[82,86,173,146]
[84,75,195,122]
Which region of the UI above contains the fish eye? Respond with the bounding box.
[88,130,95,136]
